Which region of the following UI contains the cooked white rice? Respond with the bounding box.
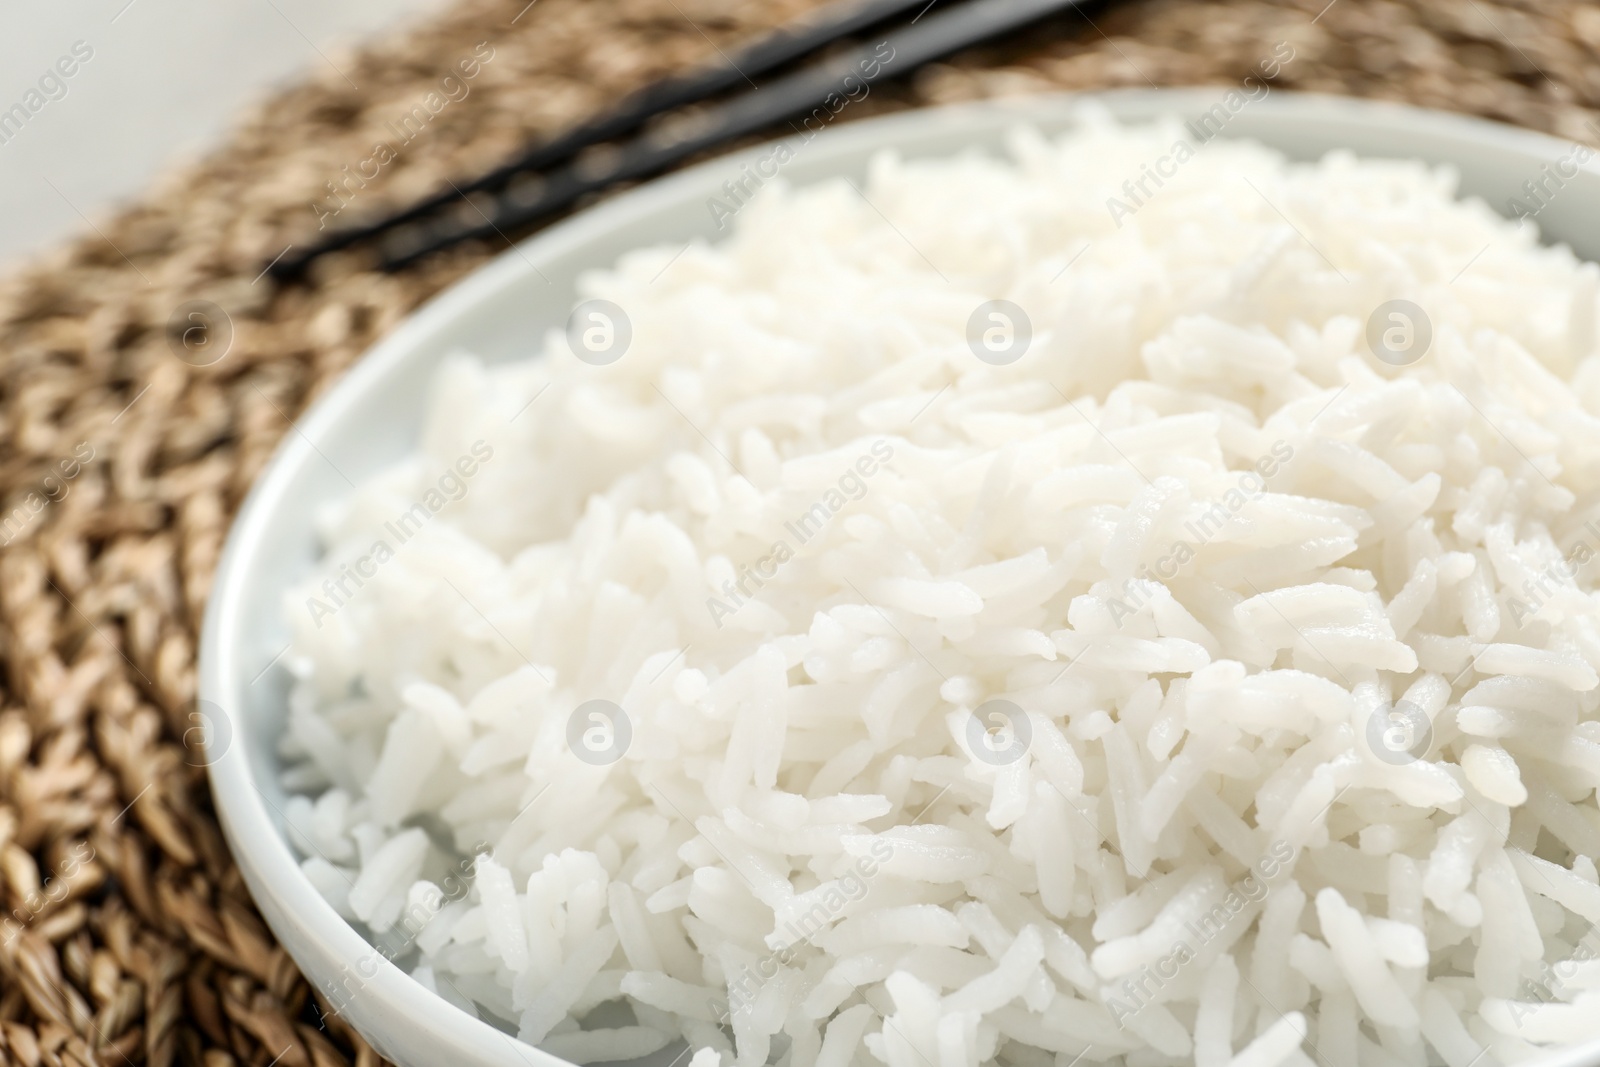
[279,108,1600,1067]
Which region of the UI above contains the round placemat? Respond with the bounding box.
[0,0,1594,1064]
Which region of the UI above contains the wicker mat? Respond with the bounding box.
[0,0,1595,1064]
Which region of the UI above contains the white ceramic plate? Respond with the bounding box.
[199,89,1600,1067]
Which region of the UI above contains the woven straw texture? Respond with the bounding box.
[0,0,1595,1064]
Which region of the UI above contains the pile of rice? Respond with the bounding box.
[279,109,1600,1067]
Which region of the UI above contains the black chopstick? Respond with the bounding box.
[273,0,1099,278]
[270,0,942,279]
